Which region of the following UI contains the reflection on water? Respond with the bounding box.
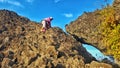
[82,44,114,62]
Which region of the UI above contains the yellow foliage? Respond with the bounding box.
[99,6,120,61]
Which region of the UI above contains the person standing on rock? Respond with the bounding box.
[41,17,53,32]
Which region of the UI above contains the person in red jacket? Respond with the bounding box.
[41,17,53,32]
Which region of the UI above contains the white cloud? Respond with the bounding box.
[0,0,6,2]
[0,0,24,8]
[0,0,4,2]
[26,0,34,3]
[8,1,23,7]
[54,0,61,3]
[63,13,73,18]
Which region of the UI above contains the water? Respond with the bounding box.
[82,44,114,62]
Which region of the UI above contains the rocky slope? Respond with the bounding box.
[66,0,120,67]
[66,10,103,49]
[0,10,114,68]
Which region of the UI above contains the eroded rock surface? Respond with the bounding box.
[0,9,112,68]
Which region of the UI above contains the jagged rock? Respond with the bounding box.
[66,0,120,67]
[1,58,10,68]
[113,0,120,8]
[0,9,98,68]
[66,11,104,50]
[0,52,4,62]
[88,61,112,68]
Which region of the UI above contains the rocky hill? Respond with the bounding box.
[66,0,120,67]
[0,9,115,68]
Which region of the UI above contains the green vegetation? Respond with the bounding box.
[99,6,120,61]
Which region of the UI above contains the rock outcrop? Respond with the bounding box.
[0,9,114,68]
[66,0,120,67]
[113,0,120,8]
[66,10,104,50]
[85,61,112,68]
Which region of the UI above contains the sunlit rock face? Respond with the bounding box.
[0,9,100,68]
[113,0,120,8]
[66,10,104,51]
[0,9,114,68]
[66,0,120,67]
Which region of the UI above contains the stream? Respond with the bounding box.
[82,44,114,62]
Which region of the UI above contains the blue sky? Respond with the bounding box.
[0,0,114,31]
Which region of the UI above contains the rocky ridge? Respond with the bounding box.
[0,9,114,68]
[66,0,120,67]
